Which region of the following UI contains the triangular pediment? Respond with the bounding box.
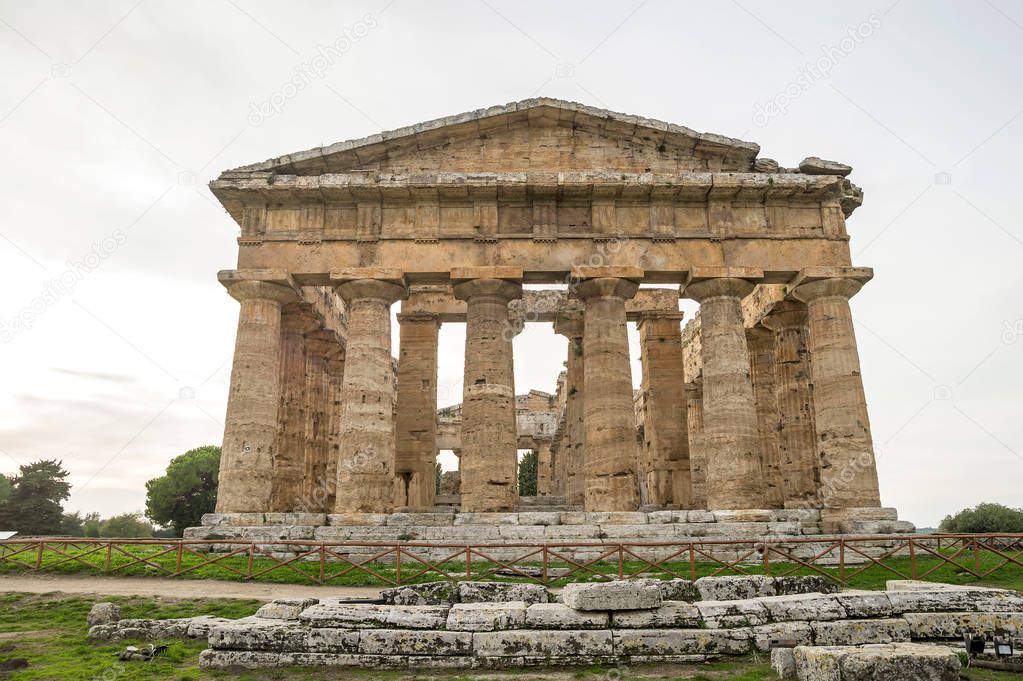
[224,98,759,176]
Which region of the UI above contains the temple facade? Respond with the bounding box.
[207,98,886,523]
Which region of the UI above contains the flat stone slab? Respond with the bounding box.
[758,593,847,622]
[472,629,613,657]
[254,598,320,620]
[560,580,662,611]
[751,621,813,652]
[524,603,609,629]
[794,642,961,680]
[299,603,449,629]
[446,602,527,631]
[610,601,701,628]
[902,611,1023,638]
[833,590,894,618]
[695,599,770,628]
[612,628,752,656]
[358,629,472,656]
[810,618,910,646]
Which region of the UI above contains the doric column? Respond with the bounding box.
[637,311,691,508]
[453,273,522,512]
[332,277,406,514]
[762,301,820,507]
[791,268,881,509]
[323,344,345,513]
[554,311,585,505]
[683,380,707,509]
[682,268,766,509]
[269,303,319,512]
[535,439,553,496]
[216,278,297,513]
[574,274,641,512]
[746,325,785,508]
[394,312,441,509]
[300,329,338,512]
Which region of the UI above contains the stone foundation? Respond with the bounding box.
[185,508,915,565]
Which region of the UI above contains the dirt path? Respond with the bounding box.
[0,574,383,601]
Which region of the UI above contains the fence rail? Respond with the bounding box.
[1,534,1021,587]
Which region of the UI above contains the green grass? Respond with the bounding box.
[2,541,1023,593]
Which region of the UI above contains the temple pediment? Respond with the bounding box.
[225,98,760,176]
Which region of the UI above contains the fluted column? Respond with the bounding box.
[453,277,522,512]
[683,380,707,509]
[554,311,585,505]
[575,276,641,512]
[394,312,441,509]
[332,278,406,514]
[637,311,691,508]
[682,269,766,509]
[535,439,553,496]
[791,269,881,509]
[300,329,337,512]
[323,345,345,513]
[216,279,297,513]
[762,302,821,507]
[746,325,785,508]
[269,304,318,512]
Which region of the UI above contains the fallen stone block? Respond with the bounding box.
[798,156,853,176]
[516,512,561,526]
[457,582,548,605]
[632,577,700,602]
[771,647,797,678]
[587,512,649,525]
[750,621,813,652]
[209,621,356,653]
[811,618,910,646]
[758,593,847,622]
[610,601,700,628]
[695,599,769,628]
[254,598,320,620]
[611,628,751,656]
[446,602,526,631]
[712,509,775,523]
[834,590,894,619]
[87,602,121,627]
[380,582,461,606]
[695,575,773,601]
[794,642,960,681]
[299,603,449,629]
[902,611,1023,638]
[772,576,841,596]
[473,629,613,657]
[560,580,663,611]
[524,603,609,629]
[886,589,980,614]
[357,629,472,656]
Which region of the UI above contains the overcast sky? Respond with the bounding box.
[1,1,1021,527]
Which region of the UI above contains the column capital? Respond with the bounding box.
[226,280,298,306]
[572,277,640,301]
[396,311,442,326]
[761,300,809,332]
[452,278,522,303]
[335,279,406,306]
[788,266,872,303]
[635,310,685,329]
[681,267,763,302]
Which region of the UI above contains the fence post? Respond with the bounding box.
[618,545,624,579]
[839,540,845,583]
[974,537,981,573]
[175,542,183,574]
[35,542,44,569]
[104,542,112,570]
[909,539,917,579]
[542,545,549,585]
[395,545,402,585]
[319,545,326,583]
[762,545,771,576]
[465,546,471,580]
[247,544,254,580]
[689,543,696,581]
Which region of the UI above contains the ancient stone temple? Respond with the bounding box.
[193,99,912,545]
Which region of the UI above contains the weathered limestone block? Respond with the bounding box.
[695,575,773,601]
[326,512,389,526]
[712,509,775,523]
[458,582,548,605]
[758,593,847,622]
[834,591,895,619]
[546,524,600,539]
[453,513,519,525]
[647,510,687,524]
[610,601,701,628]
[771,647,797,679]
[587,511,649,525]
[795,643,960,681]
[799,156,853,176]
[299,603,449,629]
[472,629,613,657]
[446,602,527,631]
[496,525,547,540]
[611,628,752,656]
[358,629,473,656]
[811,618,910,646]
[902,611,1023,638]
[772,576,841,596]
[385,512,455,526]
[560,581,662,611]
[516,511,561,525]
[885,590,980,614]
[380,582,461,606]
[751,621,813,651]
[199,650,416,670]
[634,578,700,602]
[687,510,716,523]
[209,622,352,653]
[524,603,609,629]
[695,600,770,628]
[90,615,233,641]
[87,602,121,627]
[254,598,319,620]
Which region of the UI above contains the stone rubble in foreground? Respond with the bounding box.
[85,577,1023,678]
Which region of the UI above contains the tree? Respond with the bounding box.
[99,512,153,538]
[1,460,71,535]
[518,451,538,497]
[82,512,102,538]
[60,511,86,537]
[939,503,1023,533]
[145,446,220,537]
